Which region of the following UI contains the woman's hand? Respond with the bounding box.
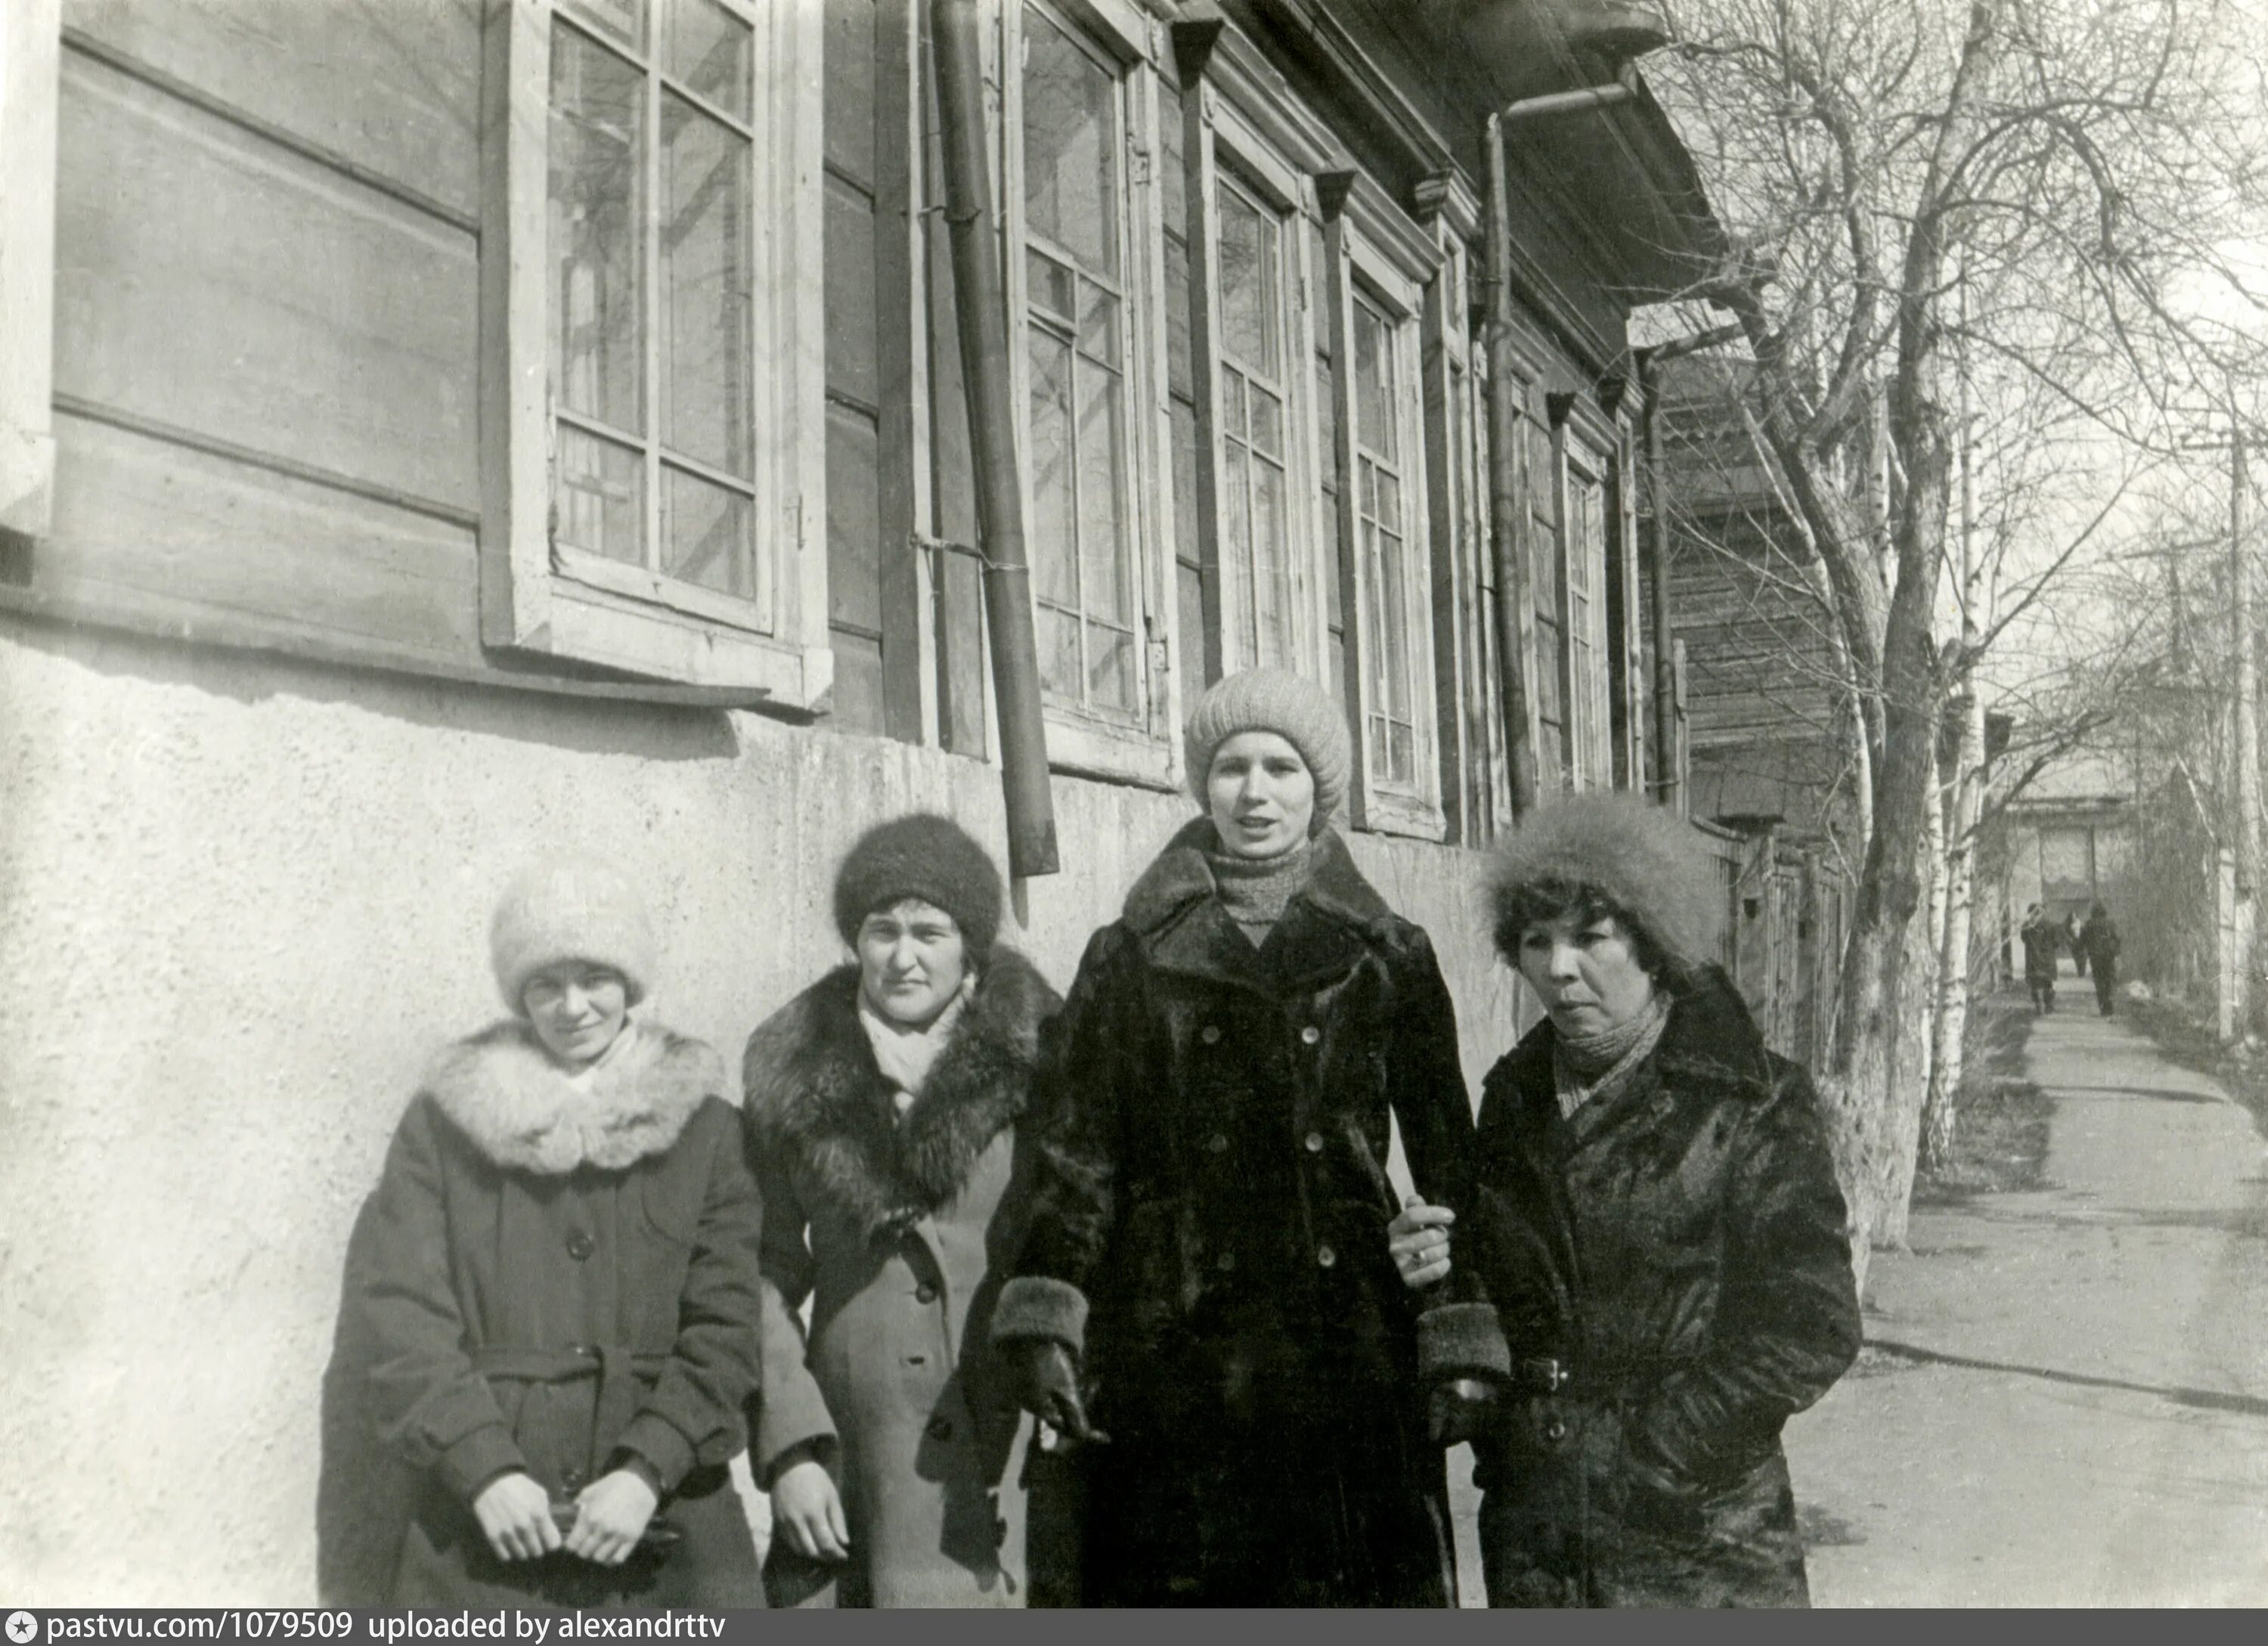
[770,1456,852,1563]
[471,1471,562,1563]
[1389,1199,1455,1291]
[564,1468,658,1566]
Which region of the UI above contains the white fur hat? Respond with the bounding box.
[488,858,657,1012]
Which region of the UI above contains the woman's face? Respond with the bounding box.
[1515,911,1657,1037]
[522,962,631,1068]
[1207,730,1315,860]
[857,898,970,1028]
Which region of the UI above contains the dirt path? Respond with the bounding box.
[1783,996,2268,1605]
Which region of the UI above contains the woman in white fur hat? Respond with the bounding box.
[318,860,764,1610]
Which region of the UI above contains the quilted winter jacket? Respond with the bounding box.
[1464,968,1861,1607]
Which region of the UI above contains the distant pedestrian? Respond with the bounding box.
[2065,911,2087,977]
[2081,901,2122,1016]
[2021,904,2059,1014]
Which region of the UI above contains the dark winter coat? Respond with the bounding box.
[2020,914,2060,982]
[318,1018,764,1610]
[2081,911,2121,968]
[993,822,1500,1607]
[1465,969,1861,1608]
[739,950,1075,1607]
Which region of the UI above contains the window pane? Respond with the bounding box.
[1040,604,1082,699]
[1217,184,1279,378]
[1027,330,1078,607]
[1381,527,1410,721]
[1023,7,1117,279]
[1077,362,1130,623]
[1077,280,1120,369]
[1250,387,1282,461]
[563,0,644,51]
[556,424,643,564]
[1029,248,1075,322]
[1353,297,1393,461]
[665,0,751,121]
[660,93,753,478]
[662,466,756,601]
[550,24,643,436]
[1088,622,1136,711]
[1222,370,1247,441]
[1389,720,1415,788]
[1223,442,1252,641]
[1253,457,1289,667]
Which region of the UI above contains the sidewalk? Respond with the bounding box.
[1783,995,2268,1605]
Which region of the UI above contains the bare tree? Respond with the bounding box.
[1646,0,2268,1266]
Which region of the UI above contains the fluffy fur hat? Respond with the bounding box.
[489,857,658,1012]
[832,814,1004,961]
[1182,668,1352,833]
[1486,792,1724,978]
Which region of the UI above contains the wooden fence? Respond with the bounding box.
[1691,818,1853,1068]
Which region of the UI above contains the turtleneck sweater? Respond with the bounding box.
[1208,836,1315,947]
[1551,990,1672,1120]
[858,973,975,1117]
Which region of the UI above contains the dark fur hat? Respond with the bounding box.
[832,814,1005,960]
[1486,792,1724,979]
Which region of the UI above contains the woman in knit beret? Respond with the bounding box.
[1390,792,1860,1607]
[991,668,1505,1607]
[739,814,1072,1607]
[318,860,764,1610]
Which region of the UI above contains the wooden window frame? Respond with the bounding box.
[1552,394,1616,792]
[479,0,830,704]
[1321,172,1445,842]
[1,0,60,541]
[1003,0,1179,789]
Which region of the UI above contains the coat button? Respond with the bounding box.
[1303,1131,1324,1153]
[565,1232,595,1261]
[561,1465,584,1490]
[1206,1133,1229,1154]
[1300,1025,1321,1045]
[1216,1250,1236,1272]
[1544,1416,1568,1443]
[916,1283,939,1305]
[1316,1245,1337,1268]
[566,1342,597,1359]
[926,1415,954,1443]
[1201,1024,1222,1045]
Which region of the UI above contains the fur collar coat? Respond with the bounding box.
[423,1016,720,1173]
[739,949,1073,1608]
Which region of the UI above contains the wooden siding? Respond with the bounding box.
[39,17,482,673]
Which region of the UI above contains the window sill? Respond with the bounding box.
[1359,789,1449,844]
[1044,708,1179,792]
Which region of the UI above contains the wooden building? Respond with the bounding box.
[0,0,1721,1601]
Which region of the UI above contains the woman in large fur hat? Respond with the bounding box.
[318,860,764,1609]
[992,669,1507,1607]
[1390,794,1860,1607]
[740,815,1070,1607]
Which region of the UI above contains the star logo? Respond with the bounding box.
[5,1613,36,1644]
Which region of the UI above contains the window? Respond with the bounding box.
[1213,172,1297,670]
[1021,2,1139,723]
[481,0,828,701]
[1351,289,1417,791]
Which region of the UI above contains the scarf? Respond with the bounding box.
[857,973,975,1115]
[1208,837,1315,946]
[1552,990,1672,1120]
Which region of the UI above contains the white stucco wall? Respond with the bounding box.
[0,623,1523,1604]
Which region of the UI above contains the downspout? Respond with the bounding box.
[1483,61,1643,822]
[933,0,1060,878]
[1635,349,1681,813]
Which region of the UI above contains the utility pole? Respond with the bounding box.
[2234,422,2262,1036]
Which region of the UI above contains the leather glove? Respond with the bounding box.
[1004,1339,1108,1446]
[1427,1375,1503,1448]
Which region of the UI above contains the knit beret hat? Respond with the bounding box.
[490,857,658,1012]
[1486,792,1724,978]
[1182,668,1353,835]
[833,814,1005,962]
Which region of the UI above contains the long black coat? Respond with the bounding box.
[1466,970,1860,1608]
[993,823,1495,1607]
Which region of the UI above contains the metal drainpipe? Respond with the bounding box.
[1637,349,1681,813]
[1482,61,1642,821]
[932,0,1060,879]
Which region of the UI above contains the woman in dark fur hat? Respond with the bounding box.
[1391,793,1861,1608]
[741,814,1070,1607]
